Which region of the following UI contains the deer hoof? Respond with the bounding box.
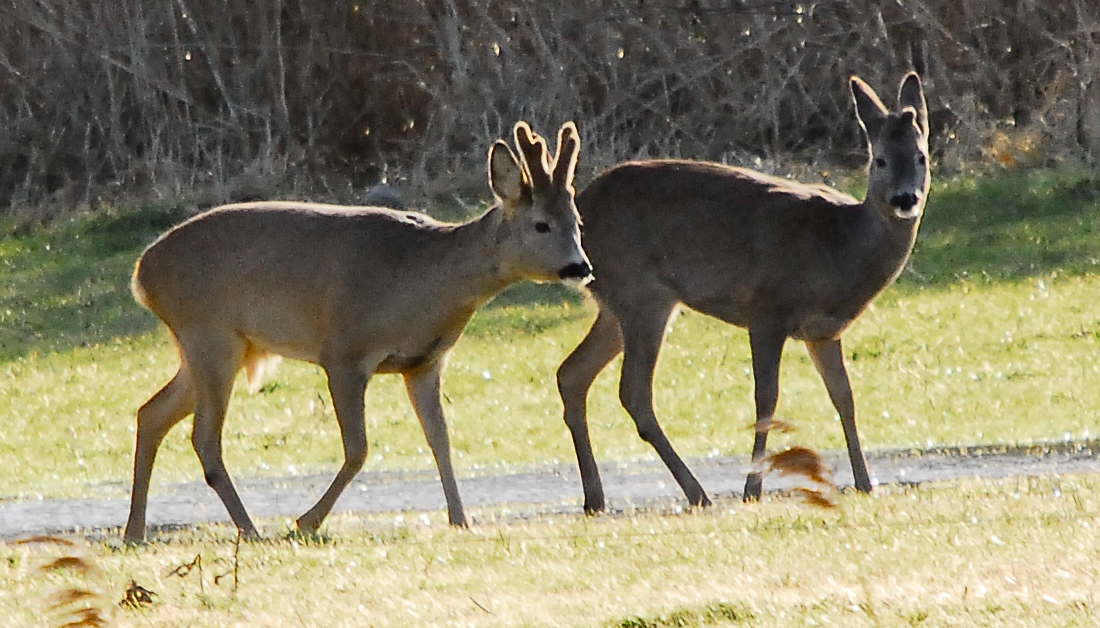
[743,473,764,501]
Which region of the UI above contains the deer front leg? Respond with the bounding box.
[404,363,467,527]
[557,309,624,514]
[744,328,786,501]
[806,338,873,493]
[297,360,371,533]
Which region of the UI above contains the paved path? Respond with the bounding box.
[2,443,1098,540]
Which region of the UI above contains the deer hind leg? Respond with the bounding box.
[806,338,872,492]
[180,330,259,538]
[405,364,466,527]
[557,308,625,514]
[744,327,787,501]
[296,360,370,533]
[124,363,197,543]
[618,300,710,508]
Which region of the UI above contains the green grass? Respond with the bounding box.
[3,476,1097,627]
[1,169,1099,502]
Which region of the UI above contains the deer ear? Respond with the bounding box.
[851,76,888,141]
[897,72,929,137]
[488,140,526,206]
[552,121,581,193]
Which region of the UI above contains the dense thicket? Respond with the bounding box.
[1,0,1098,217]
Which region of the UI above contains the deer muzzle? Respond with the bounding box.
[889,192,922,219]
[558,261,593,281]
[889,192,920,210]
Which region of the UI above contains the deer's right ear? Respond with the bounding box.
[851,76,888,141]
[897,72,929,137]
[489,140,527,207]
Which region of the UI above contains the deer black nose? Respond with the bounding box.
[559,261,592,280]
[889,192,919,211]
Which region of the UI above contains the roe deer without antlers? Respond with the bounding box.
[123,121,591,543]
[557,73,930,511]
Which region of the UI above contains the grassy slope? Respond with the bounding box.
[1,170,1099,502]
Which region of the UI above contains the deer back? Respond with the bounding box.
[576,73,930,340]
[133,121,590,366]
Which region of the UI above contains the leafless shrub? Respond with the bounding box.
[0,0,1098,221]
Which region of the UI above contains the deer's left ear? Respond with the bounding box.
[488,140,527,213]
[898,72,928,137]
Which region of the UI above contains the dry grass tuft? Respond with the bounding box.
[39,561,109,627]
[166,554,203,579]
[15,535,79,547]
[38,556,102,576]
[167,554,206,595]
[790,486,839,510]
[49,588,100,606]
[6,535,114,627]
[53,606,109,628]
[118,580,157,610]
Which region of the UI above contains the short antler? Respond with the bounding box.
[513,121,552,191]
[552,122,581,192]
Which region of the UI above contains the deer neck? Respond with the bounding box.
[852,199,921,296]
[439,206,516,307]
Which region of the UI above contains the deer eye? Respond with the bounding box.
[874,158,887,168]
[917,154,927,166]
[534,221,551,234]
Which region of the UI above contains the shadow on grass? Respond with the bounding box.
[904,169,1100,287]
[0,202,590,361]
[487,281,587,309]
[3,169,1098,361]
[0,204,188,361]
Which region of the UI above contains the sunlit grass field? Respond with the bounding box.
[3,167,1100,627]
[2,168,1099,502]
[3,476,1097,627]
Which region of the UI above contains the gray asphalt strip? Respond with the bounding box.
[3,444,1098,541]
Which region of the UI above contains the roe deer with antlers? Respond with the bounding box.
[557,73,930,511]
[123,121,591,543]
